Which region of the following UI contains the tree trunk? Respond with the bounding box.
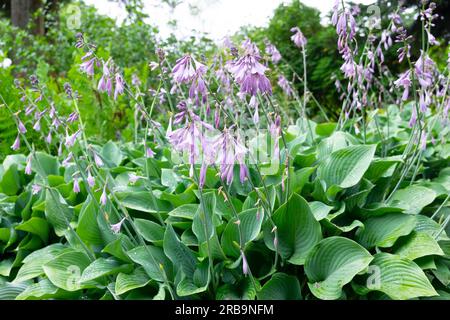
[11,0,44,35]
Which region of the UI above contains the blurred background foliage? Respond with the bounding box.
[0,0,449,159]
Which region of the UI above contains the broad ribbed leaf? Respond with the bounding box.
[115,267,151,295]
[31,152,59,177]
[317,144,376,194]
[357,253,438,300]
[76,195,104,246]
[134,219,164,244]
[45,188,73,237]
[257,273,302,300]
[356,213,416,249]
[127,245,173,282]
[43,250,92,291]
[310,201,334,221]
[14,244,66,283]
[163,225,196,278]
[16,279,75,300]
[388,186,436,215]
[394,232,444,260]
[15,217,49,243]
[192,192,216,243]
[168,204,199,220]
[119,191,171,213]
[305,237,373,300]
[0,282,27,300]
[101,141,123,167]
[80,257,132,283]
[264,193,322,265]
[222,208,263,258]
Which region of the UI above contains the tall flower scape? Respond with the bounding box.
[0,0,449,301]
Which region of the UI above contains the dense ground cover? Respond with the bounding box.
[0,1,449,300]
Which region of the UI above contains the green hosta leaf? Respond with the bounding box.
[192,192,216,243]
[387,186,436,215]
[317,144,376,195]
[356,253,437,300]
[310,201,334,221]
[45,188,73,237]
[101,141,123,167]
[414,215,448,240]
[14,244,66,283]
[163,225,196,278]
[43,250,92,291]
[115,267,152,295]
[264,193,322,265]
[31,152,59,177]
[80,257,133,283]
[134,219,164,244]
[394,232,444,260]
[222,208,263,258]
[355,213,417,249]
[0,258,13,277]
[76,195,104,246]
[257,273,302,300]
[119,191,171,213]
[0,164,21,196]
[127,245,173,282]
[16,279,76,300]
[0,282,27,299]
[305,237,373,300]
[364,157,400,181]
[167,204,199,220]
[433,259,450,286]
[176,260,209,296]
[15,217,49,243]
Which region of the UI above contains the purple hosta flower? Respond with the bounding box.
[149,61,159,71]
[394,70,411,101]
[409,106,417,128]
[277,75,294,97]
[32,118,41,132]
[415,51,435,89]
[25,155,32,175]
[25,105,36,116]
[114,73,125,100]
[215,129,248,184]
[222,36,234,49]
[426,29,439,46]
[98,61,113,95]
[265,42,282,64]
[67,112,79,123]
[270,115,281,158]
[65,130,80,148]
[419,91,431,113]
[100,186,108,206]
[32,184,42,195]
[34,95,42,103]
[73,177,80,193]
[87,170,95,188]
[216,67,231,91]
[49,104,56,119]
[111,217,126,234]
[94,152,104,167]
[80,57,95,76]
[51,117,61,129]
[340,58,356,79]
[128,173,140,184]
[290,27,307,48]
[227,42,272,97]
[420,130,427,151]
[11,134,20,150]
[17,118,27,134]
[62,152,73,167]
[172,55,198,84]
[131,73,141,87]
[75,33,85,48]
[249,96,259,124]
[189,63,208,105]
[46,132,53,145]
[381,30,393,50]
[214,108,221,128]
[241,250,249,276]
[145,146,155,158]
